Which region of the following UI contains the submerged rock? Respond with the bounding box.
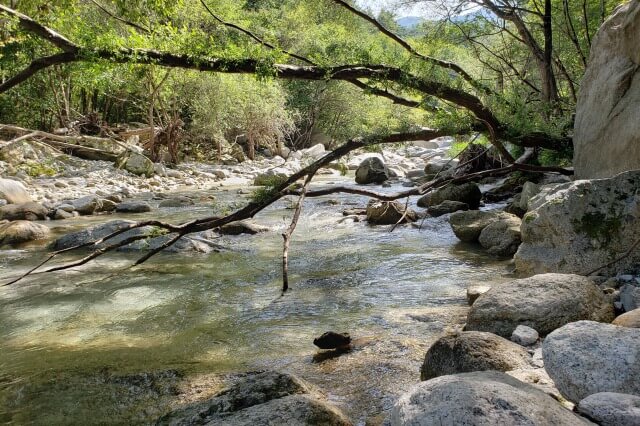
[420,331,531,381]
[392,371,591,425]
[157,371,350,426]
[515,170,640,276]
[543,321,640,402]
[466,273,614,337]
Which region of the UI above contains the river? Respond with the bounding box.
[0,176,511,425]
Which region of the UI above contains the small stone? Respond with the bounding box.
[54,209,73,220]
[612,308,640,328]
[313,332,351,349]
[511,325,539,346]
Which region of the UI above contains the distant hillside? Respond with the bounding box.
[396,16,424,28]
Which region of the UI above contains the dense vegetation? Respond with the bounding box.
[0,0,624,163]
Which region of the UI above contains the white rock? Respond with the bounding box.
[511,325,539,346]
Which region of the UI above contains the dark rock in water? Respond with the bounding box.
[418,182,481,209]
[116,201,152,213]
[355,157,389,185]
[313,332,351,349]
[219,220,270,235]
[427,200,469,217]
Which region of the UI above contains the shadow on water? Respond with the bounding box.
[0,179,513,424]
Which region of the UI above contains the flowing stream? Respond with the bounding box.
[0,176,511,425]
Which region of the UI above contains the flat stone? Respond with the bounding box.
[115,201,152,213]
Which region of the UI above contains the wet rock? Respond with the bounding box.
[56,203,75,212]
[157,371,350,426]
[449,210,509,243]
[0,178,32,204]
[427,200,468,217]
[543,321,640,402]
[392,371,591,425]
[116,201,152,213]
[466,274,614,337]
[355,157,389,185]
[98,199,117,212]
[159,197,195,208]
[71,195,101,215]
[515,170,640,276]
[423,160,453,179]
[0,220,49,245]
[53,220,148,250]
[466,285,490,305]
[420,331,531,381]
[613,308,640,328]
[342,208,367,216]
[54,209,73,220]
[366,200,417,225]
[418,182,481,209]
[219,220,270,235]
[510,325,539,346]
[577,392,640,426]
[115,150,154,177]
[0,202,48,221]
[478,213,522,256]
[313,332,351,349]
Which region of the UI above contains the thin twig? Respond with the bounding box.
[281,173,314,293]
[585,238,640,276]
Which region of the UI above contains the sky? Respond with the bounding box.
[356,0,441,18]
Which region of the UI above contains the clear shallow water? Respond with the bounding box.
[0,178,511,425]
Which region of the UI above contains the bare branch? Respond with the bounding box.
[88,0,150,33]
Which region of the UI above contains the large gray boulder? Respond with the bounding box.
[355,157,389,185]
[157,371,351,426]
[574,1,640,179]
[0,178,32,204]
[391,371,592,425]
[449,210,511,243]
[115,150,154,177]
[478,213,522,256]
[420,331,531,380]
[417,182,481,209]
[466,274,614,337]
[577,392,640,426]
[515,170,640,276]
[543,321,640,403]
[0,220,49,245]
[0,202,48,221]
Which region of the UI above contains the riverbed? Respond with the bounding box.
[0,176,512,425]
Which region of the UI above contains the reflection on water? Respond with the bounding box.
[0,179,511,425]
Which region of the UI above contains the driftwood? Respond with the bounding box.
[0,124,125,162]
